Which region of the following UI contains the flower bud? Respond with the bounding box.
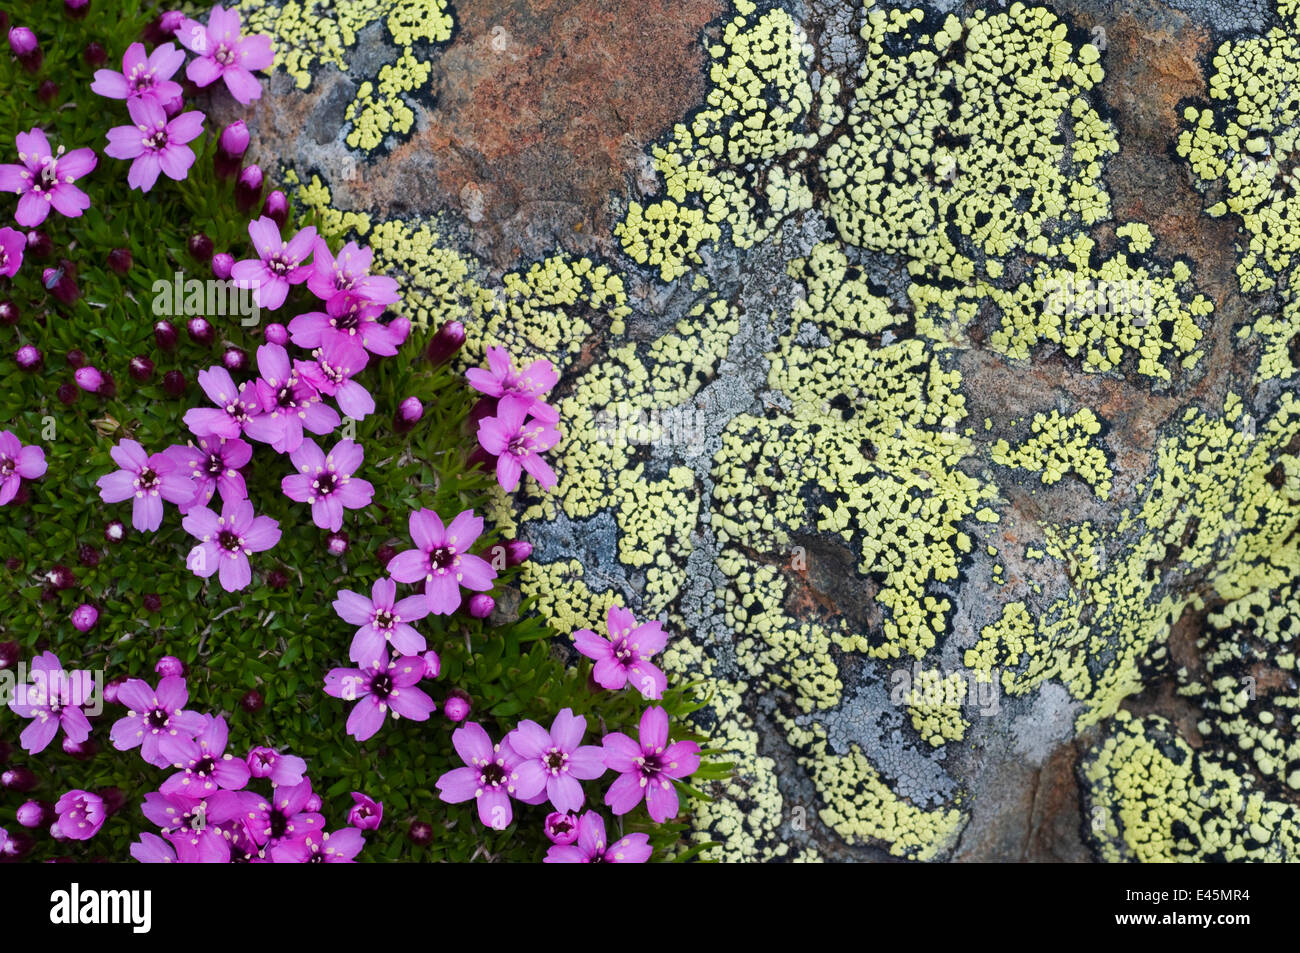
[262,190,288,227]
[407,821,433,846]
[46,564,75,589]
[348,793,383,831]
[187,233,213,262]
[142,593,162,612]
[394,396,423,433]
[505,539,532,566]
[26,230,52,258]
[65,0,90,19]
[2,767,37,792]
[155,655,184,678]
[264,323,288,346]
[66,349,85,369]
[0,641,18,669]
[545,812,580,845]
[222,347,248,374]
[77,545,100,568]
[83,41,106,67]
[16,800,53,828]
[387,316,411,345]
[425,320,465,364]
[37,80,58,103]
[154,319,178,351]
[71,603,98,632]
[0,301,18,326]
[211,252,234,281]
[104,520,126,544]
[103,675,127,705]
[420,649,441,680]
[467,593,494,619]
[162,370,187,397]
[73,366,103,393]
[56,382,77,405]
[326,532,349,557]
[218,120,249,160]
[240,689,263,713]
[142,11,184,44]
[468,395,498,426]
[62,736,97,760]
[266,569,288,589]
[235,165,263,212]
[15,345,42,371]
[44,264,79,305]
[304,793,323,812]
[97,786,125,815]
[107,247,132,274]
[128,355,154,382]
[376,543,398,568]
[443,690,471,722]
[186,316,214,346]
[9,27,41,71]
[4,831,35,858]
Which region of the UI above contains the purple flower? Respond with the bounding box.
[0,226,24,277]
[177,4,273,105]
[90,41,184,105]
[109,675,207,768]
[347,793,383,831]
[443,694,471,722]
[288,293,402,357]
[74,366,104,392]
[7,651,93,754]
[230,217,316,311]
[0,128,96,227]
[246,747,306,787]
[466,346,559,422]
[386,508,497,615]
[130,832,177,863]
[217,120,249,160]
[103,97,204,192]
[161,435,252,513]
[306,239,399,307]
[477,394,560,492]
[544,811,579,845]
[53,790,106,841]
[324,649,434,742]
[96,438,193,531]
[238,778,324,848]
[506,708,606,813]
[242,343,339,452]
[278,439,371,532]
[70,604,98,633]
[573,604,669,699]
[182,498,282,592]
[142,790,244,863]
[333,576,429,666]
[435,721,525,830]
[0,430,46,505]
[543,810,651,863]
[602,706,700,823]
[395,396,423,431]
[182,366,261,440]
[270,827,364,863]
[160,715,251,798]
[296,335,374,420]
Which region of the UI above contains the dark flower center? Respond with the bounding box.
[369,673,394,698]
[334,311,360,331]
[215,45,235,66]
[315,472,336,495]
[137,467,159,490]
[146,708,169,730]
[268,256,291,277]
[205,453,225,477]
[614,639,633,662]
[546,751,566,771]
[0,456,14,476]
[275,381,298,408]
[507,435,529,456]
[374,610,395,630]
[218,529,242,552]
[430,546,455,571]
[130,72,155,92]
[641,753,664,778]
[147,129,169,151]
[481,763,506,787]
[194,756,215,775]
[269,810,288,840]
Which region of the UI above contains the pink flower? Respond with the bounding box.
[280,437,373,531]
[246,747,306,786]
[333,576,429,667]
[182,498,281,592]
[0,430,46,504]
[288,293,403,357]
[601,706,700,823]
[466,346,559,422]
[53,790,106,841]
[506,708,606,813]
[6,651,94,755]
[90,41,185,105]
[161,435,252,513]
[130,832,177,863]
[347,793,383,831]
[108,675,207,768]
[476,394,560,492]
[177,4,274,105]
[543,810,651,863]
[95,438,193,531]
[243,344,339,453]
[386,508,497,615]
[159,714,250,798]
[103,97,204,192]
[270,827,364,863]
[296,334,374,420]
[182,366,261,439]
[0,128,96,227]
[0,226,23,277]
[230,217,316,311]
[435,721,525,830]
[573,604,668,699]
[324,649,434,742]
[306,239,400,307]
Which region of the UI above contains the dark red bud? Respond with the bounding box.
[162,370,187,397]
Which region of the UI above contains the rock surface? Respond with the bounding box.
[240,0,1300,861]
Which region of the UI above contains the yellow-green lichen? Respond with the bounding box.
[989,407,1113,499]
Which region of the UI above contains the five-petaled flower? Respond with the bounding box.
[435,721,525,830]
[182,365,261,440]
[104,97,204,193]
[0,128,96,227]
[324,649,434,742]
[0,430,45,505]
[182,498,282,592]
[477,394,560,492]
[466,345,559,423]
[573,604,669,699]
[53,790,107,842]
[386,508,497,615]
[159,714,251,798]
[161,435,252,513]
[90,41,185,105]
[543,810,651,863]
[280,437,373,532]
[333,576,430,667]
[178,4,273,105]
[7,651,94,755]
[96,438,193,532]
[601,706,700,823]
[506,708,606,814]
[242,343,339,453]
[108,675,207,769]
